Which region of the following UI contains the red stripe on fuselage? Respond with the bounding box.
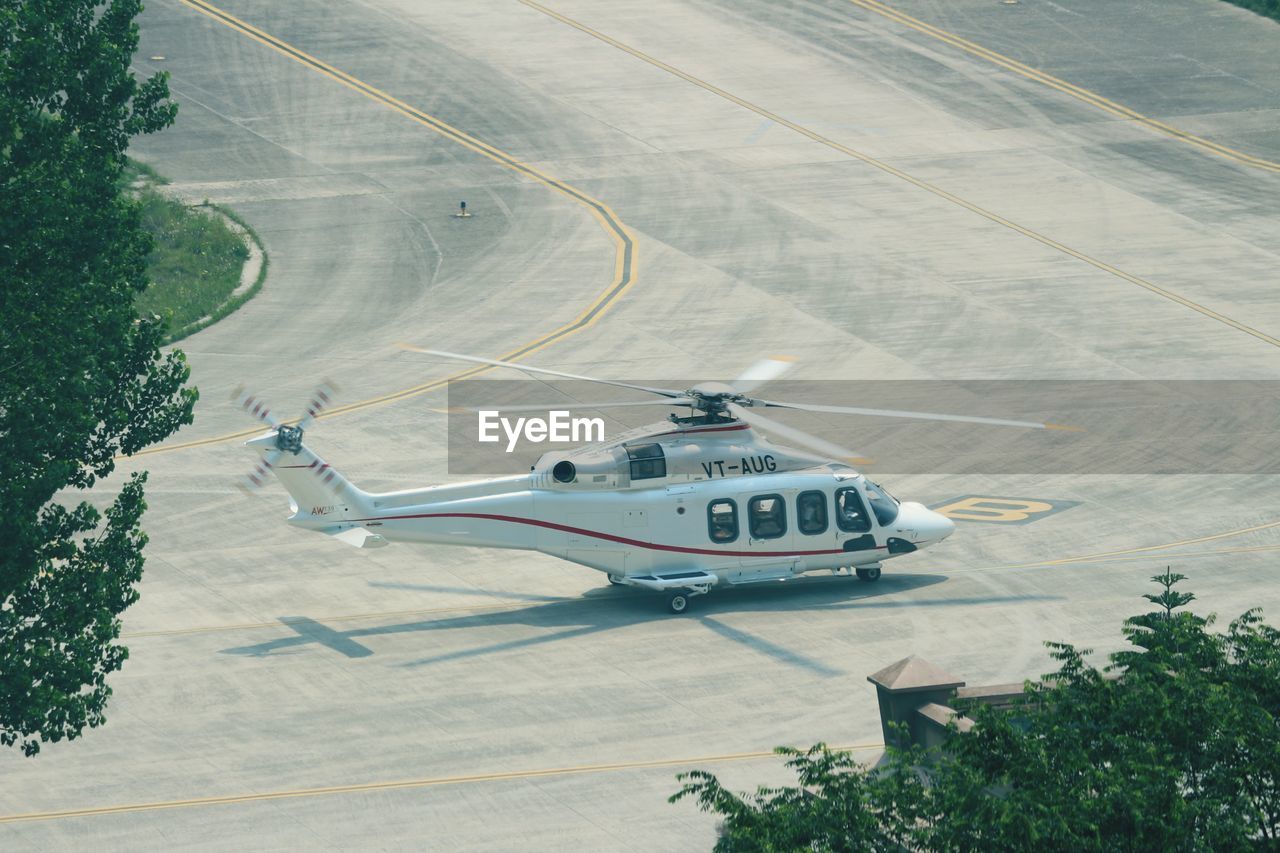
[349,511,881,558]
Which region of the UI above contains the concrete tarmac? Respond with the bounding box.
[3,0,1279,848]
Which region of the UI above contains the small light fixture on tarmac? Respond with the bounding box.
[454,200,472,218]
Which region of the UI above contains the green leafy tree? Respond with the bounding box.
[0,0,197,755]
[673,569,1280,850]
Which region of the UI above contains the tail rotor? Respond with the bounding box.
[232,380,339,493]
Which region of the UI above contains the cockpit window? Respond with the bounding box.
[864,480,900,526]
[625,443,666,480]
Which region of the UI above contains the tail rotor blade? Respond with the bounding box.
[297,380,339,431]
[232,386,283,429]
[239,448,282,493]
[728,403,870,465]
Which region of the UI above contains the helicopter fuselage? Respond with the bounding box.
[271,418,955,594]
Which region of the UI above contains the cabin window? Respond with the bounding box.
[748,494,787,540]
[707,499,738,543]
[797,490,828,535]
[836,487,872,533]
[626,443,666,480]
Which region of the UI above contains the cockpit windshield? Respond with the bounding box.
[863,480,899,526]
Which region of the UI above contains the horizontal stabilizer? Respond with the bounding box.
[329,527,390,549]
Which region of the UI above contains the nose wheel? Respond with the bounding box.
[856,565,882,582]
[667,593,690,613]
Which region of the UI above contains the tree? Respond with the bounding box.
[0,0,197,756]
[672,570,1280,850]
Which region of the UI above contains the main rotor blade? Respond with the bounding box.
[755,400,1079,431]
[728,403,870,465]
[399,345,686,399]
[732,356,796,395]
[468,398,696,413]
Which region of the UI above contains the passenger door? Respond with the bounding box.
[834,485,879,557]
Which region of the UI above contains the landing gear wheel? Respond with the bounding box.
[607,574,624,586]
[668,593,690,614]
[856,566,882,582]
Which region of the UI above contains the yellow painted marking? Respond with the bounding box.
[935,497,1054,523]
[941,544,1280,578]
[0,743,884,824]
[1025,543,1280,568]
[1029,518,1280,567]
[845,0,1280,175]
[518,0,1280,350]
[133,0,641,458]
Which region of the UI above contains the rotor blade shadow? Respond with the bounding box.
[218,573,957,660]
[399,624,605,668]
[368,580,565,603]
[823,593,1061,611]
[698,616,842,677]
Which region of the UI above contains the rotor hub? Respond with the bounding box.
[275,424,304,454]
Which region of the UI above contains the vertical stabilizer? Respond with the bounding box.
[245,432,372,525]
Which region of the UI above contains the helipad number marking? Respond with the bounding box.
[932,496,1079,525]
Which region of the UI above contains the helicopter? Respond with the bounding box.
[236,350,1073,613]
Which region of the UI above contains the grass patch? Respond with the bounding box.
[123,158,169,186]
[1223,0,1280,23]
[164,206,268,345]
[134,191,249,334]
[124,158,264,342]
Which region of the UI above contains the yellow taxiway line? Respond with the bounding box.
[845,0,1280,175]
[0,743,883,824]
[135,0,642,458]
[518,0,1280,350]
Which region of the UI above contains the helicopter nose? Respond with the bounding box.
[899,502,955,544]
[928,509,956,542]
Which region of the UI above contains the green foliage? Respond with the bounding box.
[673,571,1280,849]
[1223,0,1280,24]
[0,0,197,755]
[134,192,250,334]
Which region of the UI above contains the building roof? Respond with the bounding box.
[867,655,965,693]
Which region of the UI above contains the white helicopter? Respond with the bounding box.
[237,350,1072,613]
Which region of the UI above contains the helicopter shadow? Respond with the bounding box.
[220,572,1060,676]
